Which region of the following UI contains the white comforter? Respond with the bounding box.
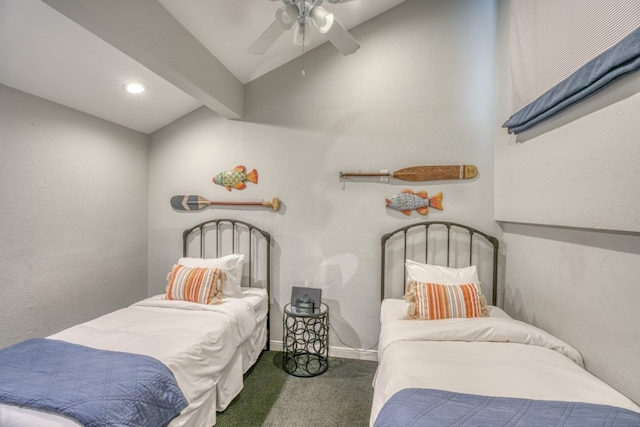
[371,299,640,426]
[0,295,258,427]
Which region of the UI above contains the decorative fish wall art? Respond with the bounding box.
[212,166,258,191]
[385,190,443,216]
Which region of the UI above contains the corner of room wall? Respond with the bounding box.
[0,84,150,348]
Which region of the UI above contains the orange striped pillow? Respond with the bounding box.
[165,264,226,304]
[405,281,489,320]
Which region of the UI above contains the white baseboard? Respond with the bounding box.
[270,340,378,362]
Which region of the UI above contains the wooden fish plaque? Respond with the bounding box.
[385,190,443,216]
[212,165,258,191]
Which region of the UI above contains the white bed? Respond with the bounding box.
[371,221,640,426]
[371,300,640,425]
[0,218,272,427]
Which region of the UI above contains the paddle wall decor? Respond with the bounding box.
[339,165,477,182]
[170,195,280,212]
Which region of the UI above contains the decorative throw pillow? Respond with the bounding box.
[178,254,243,297]
[165,264,226,304]
[405,281,489,320]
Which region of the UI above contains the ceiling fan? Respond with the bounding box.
[248,0,360,56]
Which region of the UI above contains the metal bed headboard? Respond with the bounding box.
[381,221,499,305]
[182,218,271,349]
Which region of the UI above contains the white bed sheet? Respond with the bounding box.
[215,287,269,411]
[0,289,268,427]
[370,299,640,426]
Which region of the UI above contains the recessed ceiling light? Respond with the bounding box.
[122,82,146,94]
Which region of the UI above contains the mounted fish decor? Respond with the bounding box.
[385,190,443,216]
[212,165,258,191]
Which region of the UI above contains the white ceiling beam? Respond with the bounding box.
[41,0,243,120]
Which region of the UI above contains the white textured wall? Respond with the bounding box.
[0,84,149,348]
[496,73,640,231]
[148,0,498,354]
[495,0,640,404]
[501,223,640,403]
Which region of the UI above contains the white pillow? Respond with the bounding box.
[179,254,244,297]
[405,259,479,285]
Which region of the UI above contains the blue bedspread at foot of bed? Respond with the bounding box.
[374,388,640,427]
[0,338,188,427]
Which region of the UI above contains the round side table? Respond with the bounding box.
[283,303,329,377]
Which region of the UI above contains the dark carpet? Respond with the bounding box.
[215,351,378,427]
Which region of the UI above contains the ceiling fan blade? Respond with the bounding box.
[323,18,360,55]
[310,6,359,55]
[248,20,287,54]
[248,4,299,55]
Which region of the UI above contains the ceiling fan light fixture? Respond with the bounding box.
[249,0,359,56]
[293,21,310,46]
[248,4,299,54]
[276,4,299,29]
[310,6,334,34]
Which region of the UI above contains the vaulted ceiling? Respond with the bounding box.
[0,0,405,133]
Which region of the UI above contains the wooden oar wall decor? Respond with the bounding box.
[171,195,280,212]
[339,165,477,182]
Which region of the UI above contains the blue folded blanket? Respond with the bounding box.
[0,338,188,427]
[374,388,640,427]
[503,26,640,134]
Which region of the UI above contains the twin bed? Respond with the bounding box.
[0,218,271,427]
[371,221,640,426]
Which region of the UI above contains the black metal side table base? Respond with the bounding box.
[283,352,328,377]
[283,303,329,377]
